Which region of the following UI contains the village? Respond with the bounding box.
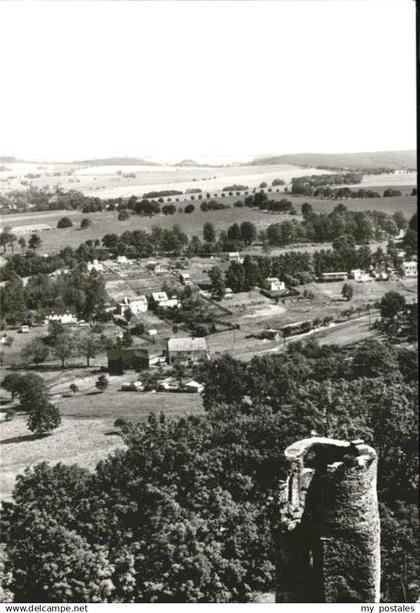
[1,246,417,397]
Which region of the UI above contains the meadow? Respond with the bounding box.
[3,190,416,256]
[0,388,203,501]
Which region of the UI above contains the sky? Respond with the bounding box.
[0,0,416,163]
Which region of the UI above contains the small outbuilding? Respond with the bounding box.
[183,380,204,394]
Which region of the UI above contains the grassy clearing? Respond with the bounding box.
[8,207,294,254]
[3,190,416,256]
[297,194,416,216]
[0,390,203,501]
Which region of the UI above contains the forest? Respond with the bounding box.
[1,323,417,603]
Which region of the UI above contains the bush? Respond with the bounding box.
[57,217,73,229]
[5,408,16,421]
[118,211,130,221]
[222,184,248,192]
[114,417,128,429]
[95,375,109,392]
[283,274,299,287]
[383,189,402,198]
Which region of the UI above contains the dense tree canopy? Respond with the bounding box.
[2,335,417,603]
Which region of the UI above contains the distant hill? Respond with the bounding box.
[72,157,158,166]
[174,159,201,167]
[251,150,417,170]
[0,156,22,163]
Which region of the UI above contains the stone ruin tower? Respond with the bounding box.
[276,437,380,603]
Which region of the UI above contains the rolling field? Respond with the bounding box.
[298,194,416,216]
[4,206,295,254]
[0,161,340,199]
[1,161,415,199]
[2,190,416,256]
[0,389,203,501]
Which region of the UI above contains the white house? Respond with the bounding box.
[87,259,104,273]
[151,291,169,304]
[147,260,169,274]
[179,272,191,284]
[155,263,169,274]
[46,310,78,325]
[371,270,389,281]
[50,268,70,279]
[116,255,128,264]
[263,277,286,292]
[158,377,179,392]
[403,261,417,278]
[183,380,204,394]
[228,252,244,263]
[350,269,372,283]
[146,328,158,338]
[117,296,148,315]
[151,292,180,309]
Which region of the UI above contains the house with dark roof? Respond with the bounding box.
[107,345,165,375]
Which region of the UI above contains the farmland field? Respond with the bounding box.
[2,207,296,254]
[2,191,416,256]
[0,161,343,199]
[0,161,416,199]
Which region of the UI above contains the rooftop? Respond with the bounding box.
[167,337,208,352]
[151,291,169,302]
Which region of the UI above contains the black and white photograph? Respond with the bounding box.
[0,0,417,607]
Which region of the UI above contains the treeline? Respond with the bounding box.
[0,268,108,325]
[291,172,363,195]
[0,187,107,214]
[1,335,417,602]
[142,189,183,199]
[222,252,313,292]
[241,192,297,214]
[222,184,248,191]
[219,240,401,292]
[264,204,406,246]
[0,208,413,285]
[312,186,381,199]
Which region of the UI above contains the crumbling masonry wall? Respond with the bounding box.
[276,437,380,603]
